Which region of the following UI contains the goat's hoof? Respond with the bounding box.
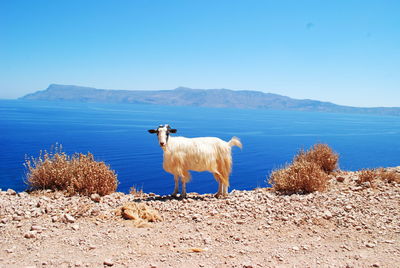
[214,193,222,198]
[179,194,187,199]
[171,193,178,198]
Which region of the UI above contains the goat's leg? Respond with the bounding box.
[213,173,223,198]
[171,175,179,197]
[180,171,191,199]
[222,183,229,196]
[181,182,187,199]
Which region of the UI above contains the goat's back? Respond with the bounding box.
[163,136,232,173]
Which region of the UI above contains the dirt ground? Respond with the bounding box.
[1,168,399,268]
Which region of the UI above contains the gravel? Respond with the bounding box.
[0,167,399,267]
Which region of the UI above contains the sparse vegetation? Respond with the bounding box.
[269,143,338,194]
[357,169,377,186]
[357,168,400,187]
[129,186,144,197]
[269,159,329,194]
[377,168,400,184]
[25,144,118,196]
[294,143,339,174]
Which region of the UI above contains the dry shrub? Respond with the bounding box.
[25,144,118,196]
[377,169,400,184]
[358,169,378,185]
[269,159,329,194]
[358,168,400,186]
[269,143,338,194]
[118,202,162,227]
[129,186,144,198]
[294,144,339,174]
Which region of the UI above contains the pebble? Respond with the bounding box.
[337,176,345,182]
[103,259,114,266]
[64,213,76,223]
[24,231,37,239]
[90,193,101,203]
[31,225,43,231]
[12,215,23,221]
[6,189,17,195]
[323,210,333,219]
[366,243,376,248]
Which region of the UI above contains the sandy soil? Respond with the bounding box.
[1,168,400,268]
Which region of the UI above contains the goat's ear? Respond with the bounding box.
[148,129,157,134]
[169,129,177,133]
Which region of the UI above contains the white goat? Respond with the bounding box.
[148,124,242,198]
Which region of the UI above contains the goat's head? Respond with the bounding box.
[148,124,177,148]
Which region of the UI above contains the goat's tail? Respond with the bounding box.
[228,137,242,149]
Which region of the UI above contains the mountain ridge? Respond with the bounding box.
[20,84,400,116]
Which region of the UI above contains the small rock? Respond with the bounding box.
[90,193,101,202]
[12,215,23,221]
[24,231,37,239]
[103,259,114,266]
[6,189,17,195]
[362,182,371,188]
[18,192,29,197]
[323,210,333,219]
[5,248,14,253]
[365,242,376,248]
[337,176,345,182]
[89,245,96,250]
[192,214,202,221]
[71,224,80,230]
[292,246,300,251]
[31,225,43,231]
[64,213,76,223]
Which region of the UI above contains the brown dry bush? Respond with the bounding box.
[269,159,329,194]
[357,168,400,186]
[25,145,118,196]
[294,144,339,174]
[357,169,378,186]
[129,186,144,198]
[377,168,400,184]
[269,143,338,194]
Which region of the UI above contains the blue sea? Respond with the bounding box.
[0,99,399,195]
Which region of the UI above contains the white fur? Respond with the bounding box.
[153,125,242,198]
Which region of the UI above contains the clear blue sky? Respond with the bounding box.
[1,0,399,107]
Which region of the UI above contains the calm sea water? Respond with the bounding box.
[0,100,399,195]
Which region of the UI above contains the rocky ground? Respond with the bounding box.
[1,168,400,268]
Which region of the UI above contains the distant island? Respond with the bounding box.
[20,84,400,116]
